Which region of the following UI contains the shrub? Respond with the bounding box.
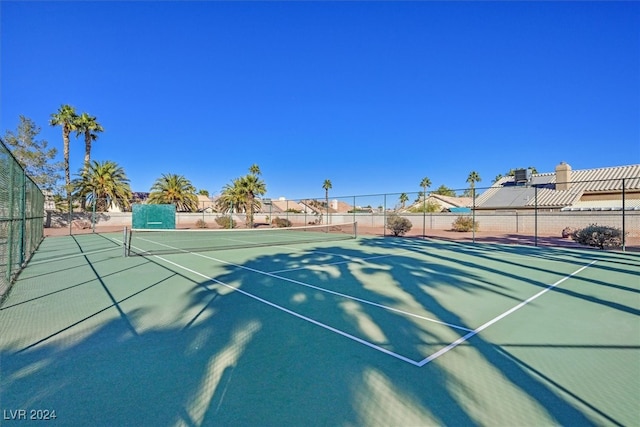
[386,213,413,236]
[272,217,292,228]
[452,216,479,232]
[195,219,208,229]
[215,216,236,229]
[571,224,623,249]
[562,227,576,238]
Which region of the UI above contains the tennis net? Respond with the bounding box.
[124,221,358,256]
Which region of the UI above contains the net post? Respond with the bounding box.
[123,227,128,257]
[354,221,358,239]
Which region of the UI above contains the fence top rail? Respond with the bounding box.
[0,137,43,194]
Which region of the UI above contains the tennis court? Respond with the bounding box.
[1,228,638,426]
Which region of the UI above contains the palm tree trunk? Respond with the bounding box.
[84,132,91,172]
[81,132,92,210]
[63,127,71,199]
[325,191,329,225]
[247,193,254,228]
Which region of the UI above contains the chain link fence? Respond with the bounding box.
[0,138,45,302]
[44,176,639,251]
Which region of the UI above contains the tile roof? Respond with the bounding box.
[476,164,640,209]
[561,199,640,211]
[431,194,474,208]
[405,195,473,211]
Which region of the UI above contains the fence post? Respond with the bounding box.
[383,194,387,237]
[6,158,15,283]
[534,186,538,247]
[472,188,476,243]
[353,195,356,228]
[92,191,96,233]
[20,167,26,266]
[622,178,626,252]
[68,194,72,235]
[422,192,426,238]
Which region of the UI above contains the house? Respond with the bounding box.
[298,199,355,215]
[196,194,216,212]
[476,162,640,211]
[404,194,473,213]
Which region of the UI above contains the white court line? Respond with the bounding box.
[152,254,421,366]
[416,260,598,367]
[187,251,475,333]
[269,253,401,274]
[134,236,469,331]
[130,237,597,367]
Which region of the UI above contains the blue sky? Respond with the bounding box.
[2,1,639,200]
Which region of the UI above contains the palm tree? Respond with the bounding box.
[399,193,409,210]
[249,163,261,176]
[322,179,332,224]
[75,112,104,173]
[466,171,481,197]
[419,177,431,201]
[72,160,132,212]
[75,113,104,210]
[217,166,266,227]
[49,104,78,198]
[419,176,431,236]
[241,166,266,227]
[148,173,198,212]
[217,178,248,214]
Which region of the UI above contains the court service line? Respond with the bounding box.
[187,251,475,333]
[133,236,472,332]
[415,259,598,367]
[152,254,422,366]
[269,253,402,274]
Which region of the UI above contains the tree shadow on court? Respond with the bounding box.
[183,239,613,425]
[377,237,640,315]
[1,235,636,425]
[358,236,637,424]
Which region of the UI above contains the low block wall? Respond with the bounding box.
[46,210,640,242]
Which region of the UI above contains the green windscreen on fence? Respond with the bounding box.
[0,138,45,303]
[132,204,176,229]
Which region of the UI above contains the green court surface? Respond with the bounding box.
[1,232,638,426]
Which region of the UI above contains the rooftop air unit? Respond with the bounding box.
[514,168,531,184]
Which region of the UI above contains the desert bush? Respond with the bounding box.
[452,216,479,232]
[215,216,236,229]
[386,213,413,236]
[195,219,208,229]
[571,224,623,249]
[562,227,576,238]
[272,217,292,228]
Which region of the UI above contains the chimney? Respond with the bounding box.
[555,162,571,190]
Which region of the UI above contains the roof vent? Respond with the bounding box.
[514,168,531,184]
